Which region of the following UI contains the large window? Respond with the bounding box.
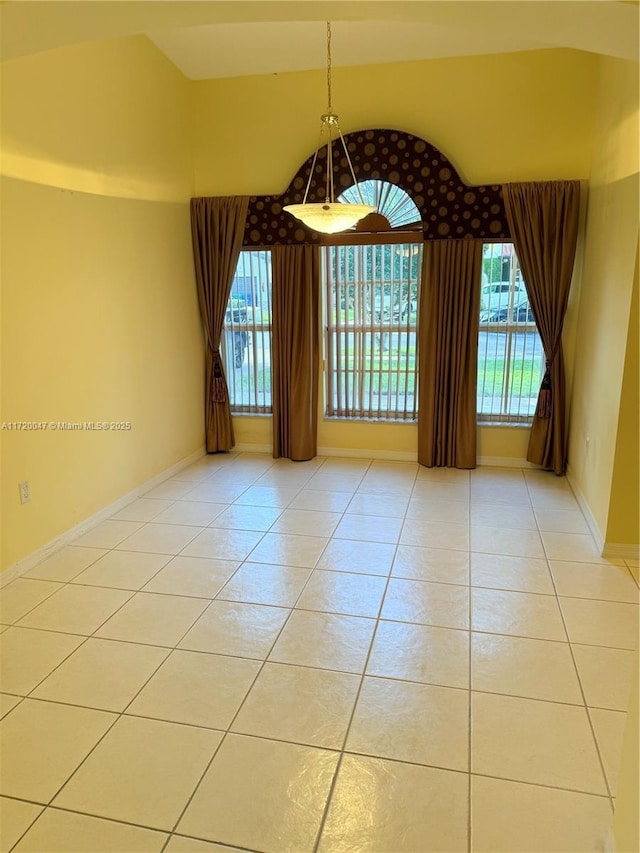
[477,243,544,423]
[222,250,272,413]
[324,241,422,420]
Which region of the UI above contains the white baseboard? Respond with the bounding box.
[566,465,606,554]
[1,446,206,588]
[234,443,272,454]
[603,826,616,853]
[318,445,417,462]
[477,455,537,469]
[236,442,536,469]
[602,542,640,561]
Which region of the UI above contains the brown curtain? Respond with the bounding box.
[271,245,320,460]
[418,239,482,468]
[190,196,249,453]
[502,181,580,474]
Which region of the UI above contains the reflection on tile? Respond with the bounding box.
[347,676,468,771]
[0,627,84,695]
[317,539,396,576]
[269,610,376,673]
[179,600,289,658]
[382,578,469,630]
[297,571,387,618]
[128,650,260,729]
[24,546,107,582]
[319,754,468,853]
[392,546,469,585]
[346,492,409,518]
[572,644,636,711]
[208,504,281,532]
[550,560,639,603]
[471,526,544,558]
[271,509,341,537]
[0,699,116,802]
[470,502,537,530]
[401,520,469,552]
[181,528,264,561]
[142,556,239,598]
[406,498,469,525]
[534,508,590,535]
[541,531,603,562]
[367,621,469,688]
[470,553,553,594]
[471,775,612,853]
[471,633,582,704]
[178,734,339,851]
[472,587,565,641]
[333,513,403,544]
[232,663,359,749]
[472,692,607,794]
[12,809,167,852]
[247,532,328,568]
[32,638,168,712]
[560,597,639,649]
[54,716,221,830]
[289,489,352,513]
[589,708,627,796]
[217,562,310,607]
[233,485,299,508]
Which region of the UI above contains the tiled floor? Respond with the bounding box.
[1,454,638,853]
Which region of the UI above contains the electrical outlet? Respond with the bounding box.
[19,481,31,504]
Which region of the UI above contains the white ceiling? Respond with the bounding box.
[1,1,638,71]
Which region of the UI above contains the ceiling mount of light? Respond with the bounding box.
[283,22,375,234]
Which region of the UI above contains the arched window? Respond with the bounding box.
[338,179,421,229]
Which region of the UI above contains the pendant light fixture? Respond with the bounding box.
[283,22,375,234]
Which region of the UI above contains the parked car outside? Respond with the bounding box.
[225,298,248,367]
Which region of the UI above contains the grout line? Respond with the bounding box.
[467,476,473,853]
[2,459,631,851]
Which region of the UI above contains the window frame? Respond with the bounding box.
[477,241,544,425]
[322,230,423,422]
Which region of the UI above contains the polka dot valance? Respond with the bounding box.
[239,128,508,246]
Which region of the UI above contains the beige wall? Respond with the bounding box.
[192,48,597,460]
[0,37,203,571]
[193,49,597,195]
[607,242,639,547]
[567,56,639,543]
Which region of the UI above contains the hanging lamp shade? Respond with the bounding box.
[283,24,375,234]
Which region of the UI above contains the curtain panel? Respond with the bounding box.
[190,196,249,453]
[502,181,580,474]
[271,245,320,461]
[418,239,482,468]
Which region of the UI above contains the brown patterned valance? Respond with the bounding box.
[237,128,508,246]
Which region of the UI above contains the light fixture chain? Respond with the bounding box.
[326,21,332,114]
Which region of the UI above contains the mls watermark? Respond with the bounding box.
[1,422,132,431]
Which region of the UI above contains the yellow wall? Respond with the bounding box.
[193,49,597,195]
[0,37,203,571]
[567,56,639,542]
[607,242,639,546]
[193,48,597,461]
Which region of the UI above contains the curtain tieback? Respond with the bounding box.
[211,349,227,404]
[535,353,556,420]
